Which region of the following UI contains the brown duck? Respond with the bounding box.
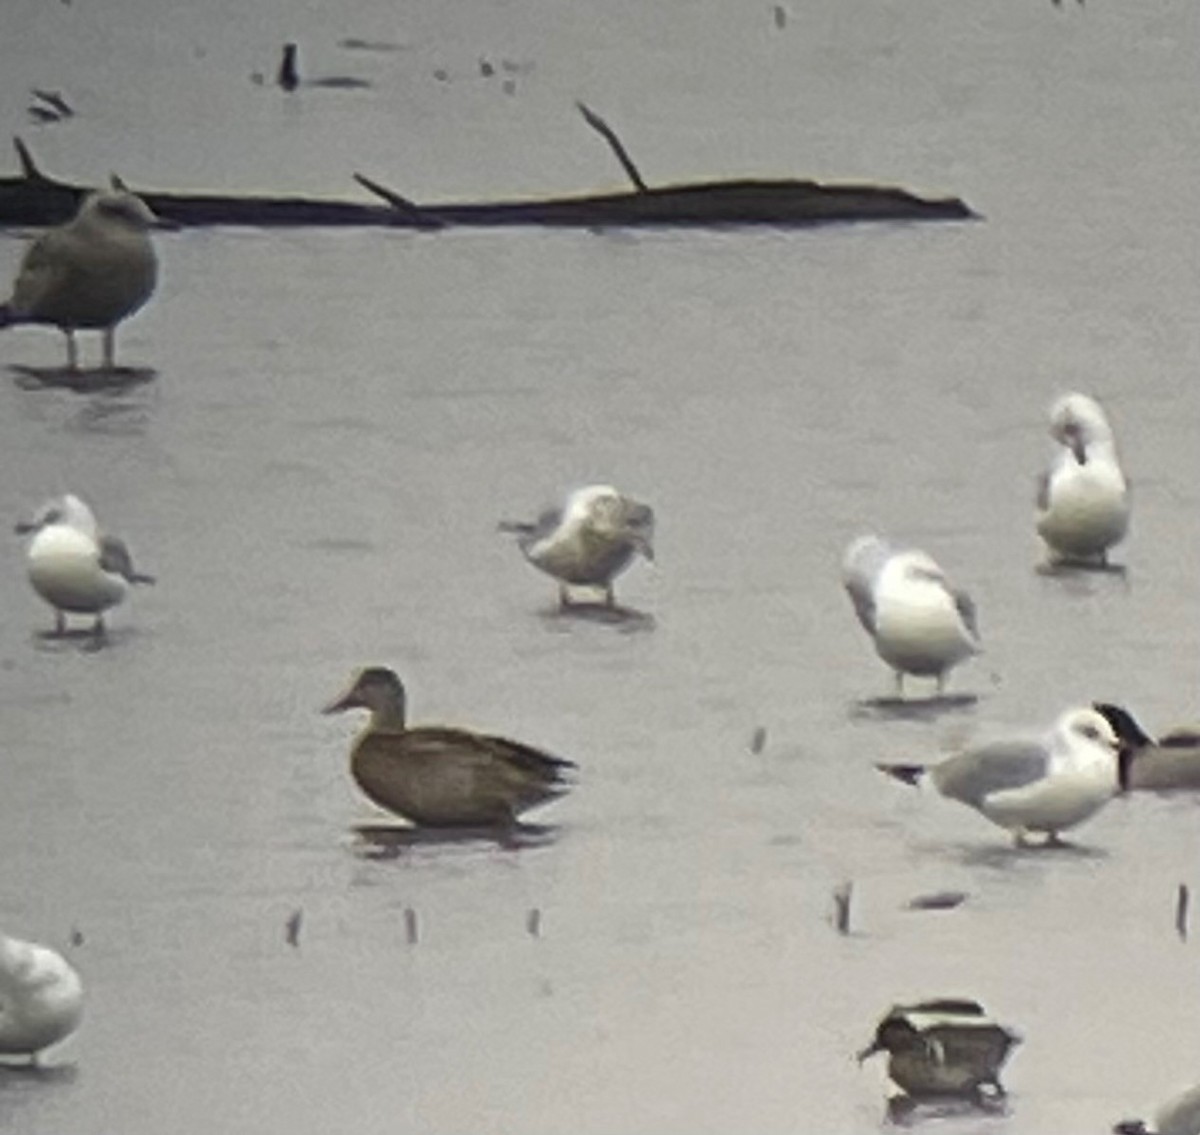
[322,667,576,827]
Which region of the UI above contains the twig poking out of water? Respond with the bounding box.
[832,882,853,935]
[1176,884,1189,941]
[773,4,787,29]
[750,726,767,755]
[526,908,542,938]
[69,926,84,948]
[285,908,303,948]
[404,907,419,945]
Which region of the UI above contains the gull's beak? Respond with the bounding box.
[632,530,655,563]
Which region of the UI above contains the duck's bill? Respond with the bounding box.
[322,689,356,714]
[630,531,655,562]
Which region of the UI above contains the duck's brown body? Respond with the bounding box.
[350,724,573,827]
[326,667,575,828]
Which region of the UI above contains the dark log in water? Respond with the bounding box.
[0,123,976,231]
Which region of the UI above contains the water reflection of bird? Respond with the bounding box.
[876,706,1127,845]
[1036,392,1130,566]
[0,180,159,371]
[1093,704,1200,791]
[15,493,154,638]
[322,667,576,828]
[500,484,655,610]
[0,931,84,1063]
[842,534,980,698]
[858,999,1019,1099]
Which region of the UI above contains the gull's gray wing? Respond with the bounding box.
[844,572,877,635]
[931,740,1050,807]
[98,535,154,584]
[497,507,562,542]
[952,587,981,642]
[1035,469,1051,512]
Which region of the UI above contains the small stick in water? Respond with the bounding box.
[832,882,853,935]
[1177,884,1189,941]
[404,906,419,945]
[526,908,542,938]
[750,726,767,754]
[285,908,303,948]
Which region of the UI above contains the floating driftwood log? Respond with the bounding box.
[0,105,975,231]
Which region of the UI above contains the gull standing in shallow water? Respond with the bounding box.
[0,178,159,371]
[1036,392,1130,566]
[499,484,655,610]
[842,534,980,698]
[15,493,154,637]
[0,931,83,1064]
[876,706,1129,845]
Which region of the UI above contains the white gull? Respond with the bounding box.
[15,493,154,637]
[842,534,980,698]
[0,178,159,371]
[499,484,655,609]
[0,931,83,1063]
[877,705,1127,845]
[1036,392,1130,566]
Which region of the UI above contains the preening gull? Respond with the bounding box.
[322,666,576,828]
[877,705,1127,845]
[499,484,655,609]
[1036,392,1130,566]
[858,999,1020,1099]
[842,534,980,697]
[15,493,154,636]
[0,931,83,1062]
[0,179,159,370]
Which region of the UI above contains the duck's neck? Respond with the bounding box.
[368,699,408,733]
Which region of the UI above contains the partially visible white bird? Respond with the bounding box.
[0,178,159,371]
[877,705,1128,845]
[15,493,154,637]
[842,534,980,698]
[0,931,83,1063]
[499,484,655,609]
[1115,1083,1200,1135]
[1036,392,1130,566]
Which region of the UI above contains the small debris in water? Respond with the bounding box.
[1177,884,1189,941]
[526,908,542,938]
[773,4,788,29]
[750,726,767,754]
[832,881,853,935]
[404,906,419,945]
[906,890,969,912]
[285,908,303,948]
[69,926,84,948]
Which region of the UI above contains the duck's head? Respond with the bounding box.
[323,667,407,723]
[857,1014,922,1063]
[1049,392,1112,464]
[1093,703,1155,793]
[15,494,98,539]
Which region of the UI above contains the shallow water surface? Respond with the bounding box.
[0,0,1198,1132]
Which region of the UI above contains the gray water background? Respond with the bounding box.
[0,0,1198,1130]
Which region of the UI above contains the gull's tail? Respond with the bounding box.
[0,302,15,329]
[876,762,926,787]
[497,520,537,536]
